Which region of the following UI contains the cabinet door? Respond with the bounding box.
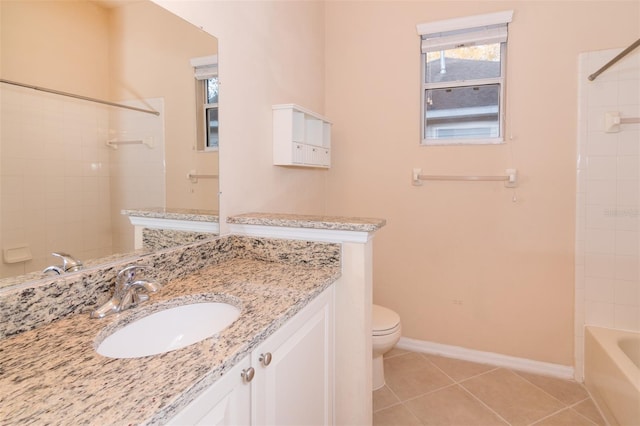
[167,356,251,426]
[252,287,334,426]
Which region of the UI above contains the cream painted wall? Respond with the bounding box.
[0,1,113,276]
[152,0,328,233]
[1,0,109,97]
[325,1,640,366]
[109,1,218,212]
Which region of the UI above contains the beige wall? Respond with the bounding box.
[325,1,640,365]
[1,0,109,97]
[153,0,328,232]
[154,0,639,366]
[109,1,218,212]
[0,1,113,276]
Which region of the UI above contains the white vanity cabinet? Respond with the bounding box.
[251,285,334,425]
[167,285,334,426]
[167,357,251,426]
[273,104,332,168]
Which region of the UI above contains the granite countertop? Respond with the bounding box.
[0,257,340,425]
[122,207,219,223]
[227,212,386,232]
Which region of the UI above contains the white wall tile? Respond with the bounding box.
[614,305,640,331]
[585,300,615,327]
[618,130,640,156]
[618,79,640,106]
[585,204,617,229]
[617,156,639,180]
[586,131,618,156]
[615,230,639,256]
[615,255,639,281]
[587,156,618,179]
[587,80,619,107]
[585,228,615,254]
[614,279,640,306]
[617,179,639,206]
[584,253,616,278]
[585,179,617,205]
[585,276,615,302]
[615,210,640,231]
[577,47,640,377]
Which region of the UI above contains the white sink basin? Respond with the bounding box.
[96,302,241,359]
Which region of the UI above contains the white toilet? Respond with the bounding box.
[372,304,402,390]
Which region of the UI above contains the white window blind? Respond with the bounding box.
[418,10,513,53]
[190,54,218,80]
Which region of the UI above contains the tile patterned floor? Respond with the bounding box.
[373,349,606,426]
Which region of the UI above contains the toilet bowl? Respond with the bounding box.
[372,304,401,390]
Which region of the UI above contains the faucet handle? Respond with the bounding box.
[51,252,83,272]
[116,265,153,287]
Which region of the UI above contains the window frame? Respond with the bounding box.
[190,55,219,152]
[417,11,513,146]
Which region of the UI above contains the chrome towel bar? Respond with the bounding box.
[412,168,518,188]
[187,170,219,183]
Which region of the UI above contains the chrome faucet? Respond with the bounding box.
[90,265,161,319]
[43,252,83,275]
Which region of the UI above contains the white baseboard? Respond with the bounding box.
[397,337,575,381]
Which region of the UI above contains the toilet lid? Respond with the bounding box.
[372,304,400,335]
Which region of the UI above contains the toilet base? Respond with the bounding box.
[372,354,385,390]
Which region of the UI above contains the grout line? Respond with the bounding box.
[527,404,598,426]
[570,391,608,426]
[399,382,459,405]
[400,401,427,426]
[421,352,500,384]
[527,407,573,426]
[373,385,404,413]
[458,383,513,426]
[510,368,586,409]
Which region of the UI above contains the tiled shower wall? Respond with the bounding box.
[0,87,165,278]
[575,47,640,380]
[109,98,165,254]
[0,85,112,278]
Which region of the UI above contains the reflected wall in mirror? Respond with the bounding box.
[0,0,219,282]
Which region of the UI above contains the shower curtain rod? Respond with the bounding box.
[588,38,640,81]
[0,78,160,116]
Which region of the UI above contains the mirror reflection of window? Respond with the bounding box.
[205,77,219,149]
[191,55,219,151]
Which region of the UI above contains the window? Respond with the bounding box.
[418,11,513,145]
[191,55,219,151]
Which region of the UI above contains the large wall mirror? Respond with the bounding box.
[0,0,219,285]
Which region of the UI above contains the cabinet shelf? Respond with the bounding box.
[273,104,332,168]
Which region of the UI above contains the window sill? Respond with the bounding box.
[421,137,505,146]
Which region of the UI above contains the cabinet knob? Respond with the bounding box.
[241,367,255,383]
[259,352,273,367]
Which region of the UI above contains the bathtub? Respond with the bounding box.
[585,326,640,426]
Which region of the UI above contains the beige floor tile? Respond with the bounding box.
[385,347,409,359]
[374,385,401,412]
[373,403,422,426]
[513,370,590,405]
[461,368,565,426]
[425,354,496,382]
[572,399,606,426]
[405,384,508,426]
[533,408,596,426]
[385,353,454,401]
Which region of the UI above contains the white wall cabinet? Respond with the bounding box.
[168,286,334,425]
[273,104,332,168]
